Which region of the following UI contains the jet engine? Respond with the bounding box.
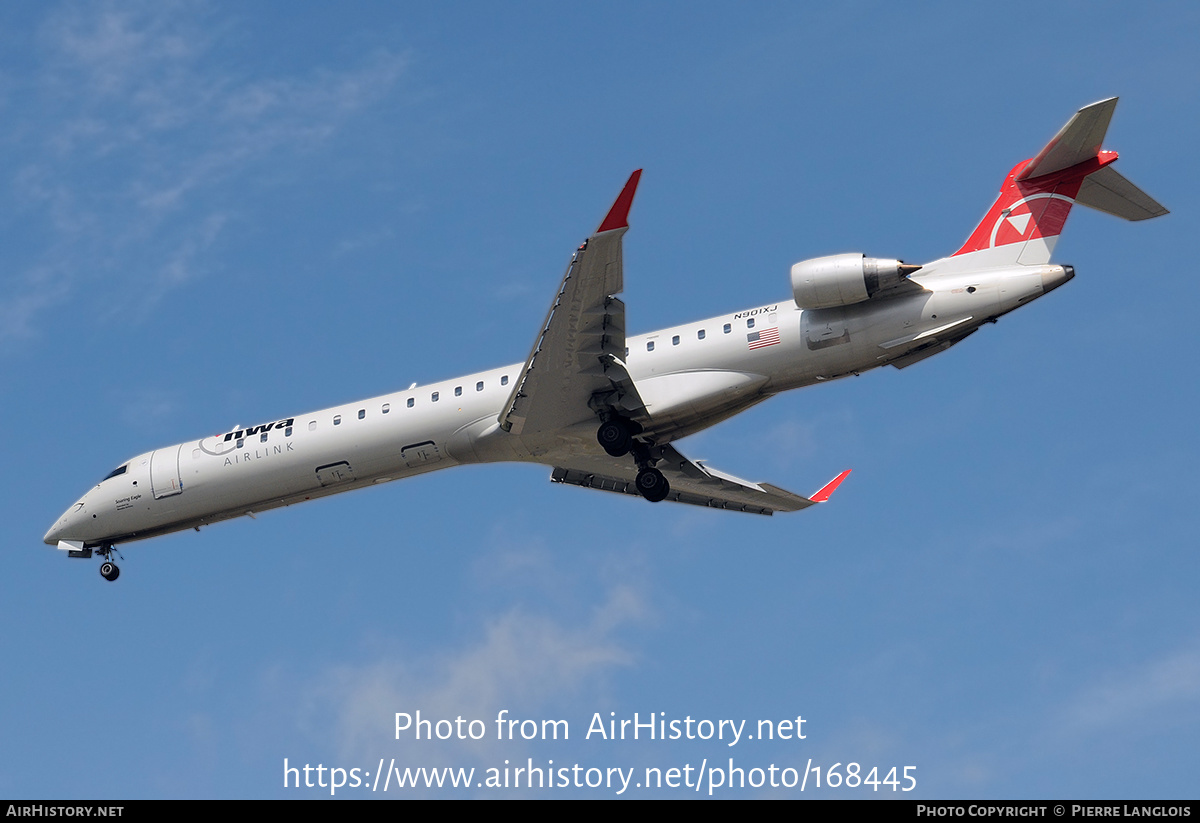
[790,253,921,310]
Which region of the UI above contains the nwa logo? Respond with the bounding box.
[199,419,295,456]
[221,419,294,442]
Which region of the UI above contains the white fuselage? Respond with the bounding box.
[44,261,1070,550]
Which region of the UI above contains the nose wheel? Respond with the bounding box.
[97,545,122,582]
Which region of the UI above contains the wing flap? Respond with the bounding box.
[550,445,840,516]
[551,465,798,516]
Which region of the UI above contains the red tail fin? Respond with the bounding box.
[953,154,1114,264]
[948,97,1165,269]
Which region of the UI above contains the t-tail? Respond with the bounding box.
[945,97,1167,272]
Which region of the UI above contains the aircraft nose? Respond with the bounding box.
[44,502,85,545]
[1041,265,1075,294]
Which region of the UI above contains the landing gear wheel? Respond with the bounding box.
[99,561,120,582]
[635,467,670,503]
[597,419,632,457]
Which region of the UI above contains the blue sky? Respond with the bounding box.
[3,2,1197,798]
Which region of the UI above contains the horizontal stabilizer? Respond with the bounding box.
[1075,165,1169,220]
[1018,97,1117,181]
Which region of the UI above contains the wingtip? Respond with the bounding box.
[596,169,643,233]
[810,469,851,503]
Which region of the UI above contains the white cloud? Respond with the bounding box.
[46,4,200,98]
[0,266,69,342]
[302,582,646,777]
[1063,643,1200,734]
[1,4,410,348]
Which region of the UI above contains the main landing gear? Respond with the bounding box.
[97,545,121,582]
[596,418,633,457]
[635,466,670,503]
[596,417,670,503]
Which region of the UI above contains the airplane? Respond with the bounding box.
[45,97,1166,581]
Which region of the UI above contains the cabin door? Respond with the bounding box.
[150,446,183,499]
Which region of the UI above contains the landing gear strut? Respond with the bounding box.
[97,545,121,582]
[596,416,670,502]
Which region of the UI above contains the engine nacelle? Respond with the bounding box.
[790,253,920,310]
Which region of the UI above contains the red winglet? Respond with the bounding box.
[596,169,642,233]
[809,469,851,503]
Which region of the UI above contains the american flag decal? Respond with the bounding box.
[747,327,781,350]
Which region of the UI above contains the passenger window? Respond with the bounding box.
[407,398,414,408]
[358,409,365,420]
[723,323,731,334]
[476,381,483,392]
[236,437,245,448]
[747,318,755,329]
[285,426,293,436]
[260,432,268,443]
[333,416,341,426]
[432,392,439,402]
[455,386,462,397]
[698,329,706,340]
[501,375,509,386]
[647,341,655,352]
[308,420,316,431]
[672,335,680,346]
[382,404,390,414]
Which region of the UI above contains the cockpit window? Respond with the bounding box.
[102,465,128,482]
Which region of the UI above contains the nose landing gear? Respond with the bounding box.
[97,545,122,582]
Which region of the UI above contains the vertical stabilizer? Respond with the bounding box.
[948,97,1166,270]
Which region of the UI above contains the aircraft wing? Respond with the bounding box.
[499,171,647,436]
[550,446,851,516]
